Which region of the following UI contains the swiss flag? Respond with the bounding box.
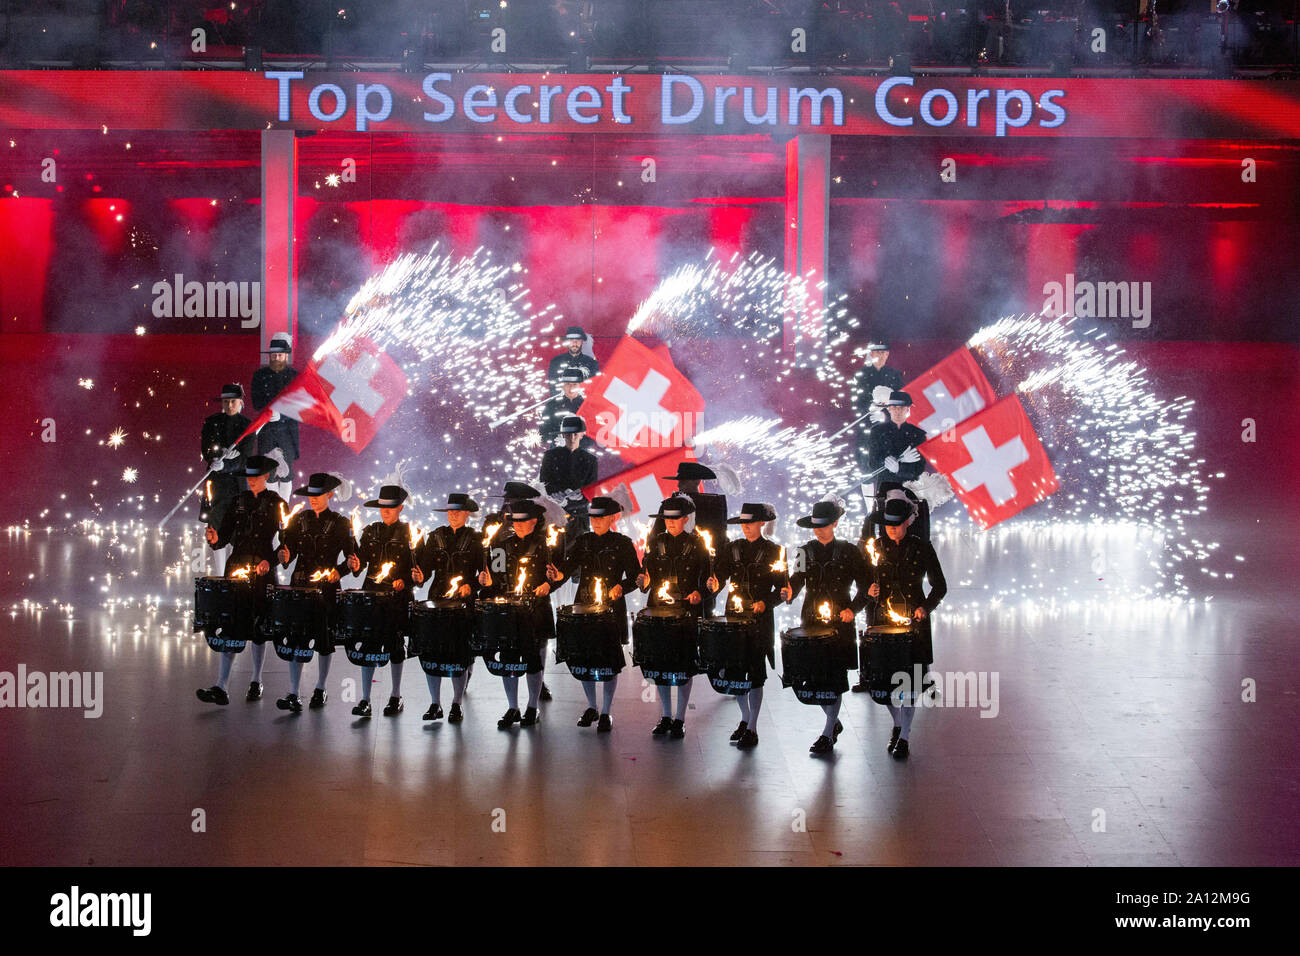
[903,347,998,439]
[240,337,408,453]
[579,336,704,466]
[920,395,1059,530]
[584,448,691,557]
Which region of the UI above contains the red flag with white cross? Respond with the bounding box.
[584,448,692,558]
[919,394,1059,530]
[579,336,705,466]
[903,346,999,440]
[239,336,408,453]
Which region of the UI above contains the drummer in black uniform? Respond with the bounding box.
[851,339,903,473]
[539,367,589,446]
[411,492,484,723]
[345,485,416,718]
[251,332,300,500]
[636,495,709,739]
[547,325,599,392]
[200,383,257,533]
[274,472,358,714]
[706,502,786,749]
[864,497,947,760]
[540,415,598,537]
[546,495,641,732]
[477,499,561,729]
[780,500,871,755]
[195,455,284,706]
[653,461,728,616]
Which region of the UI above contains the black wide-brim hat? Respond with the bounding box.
[432,492,479,513]
[867,340,890,352]
[556,367,588,384]
[880,389,913,407]
[215,383,244,401]
[648,495,696,520]
[796,501,845,529]
[564,325,587,341]
[869,497,916,526]
[241,455,277,478]
[588,496,623,517]
[293,473,342,497]
[491,481,542,500]
[506,500,546,522]
[559,415,586,434]
[262,333,293,354]
[661,461,717,482]
[727,502,776,524]
[364,485,409,508]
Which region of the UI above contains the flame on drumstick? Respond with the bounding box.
[409,522,425,549]
[657,580,674,604]
[770,545,785,572]
[444,575,462,598]
[731,593,744,614]
[866,538,881,567]
[884,597,911,625]
[593,577,603,606]
[279,501,305,530]
[817,601,832,623]
[638,520,651,552]
[482,522,502,548]
[514,558,528,594]
[350,506,362,541]
[309,569,331,582]
[546,523,561,548]
[229,566,252,580]
[372,561,395,583]
[698,528,714,556]
[204,480,212,502]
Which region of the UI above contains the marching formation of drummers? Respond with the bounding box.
[193,334,947,758]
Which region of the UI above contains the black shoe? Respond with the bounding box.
[729,720,748,742]
[520,706,540,727]
[651,716,673,736]
[351,699,372,718]
[833,719,843,743]
[276,693,302,714]
[196,685,229,706]
[597,714,612,733]
[497,708,522,729]
[577,707,599,727]
[424,703,444,721]
[382,696,403,716]
[850,677,870,694]
[737,729,759,749]
[669,718,685,739]
[539,682,553,702]
[887,727,901,754]
[309,688,327,709]
[809,735,833,755]
[448,702,463,724]
[246,681,263,701]
[892,738,909,760]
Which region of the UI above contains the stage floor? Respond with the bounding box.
[2,515,1298,867]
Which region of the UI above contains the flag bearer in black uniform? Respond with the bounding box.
[477,499,562,729]
[200,383,257,533]
[547,325,599,392]
[274,473,358,714]
[411,492,484,723]
[780,500,871,755]
[540,415,598,537]
[547,496,641,732]
[251,332,300,500]
[653,461,728,616]
[636,495,710,739]
[851,339,904,473]
[346,485,416,718]
[539,367,589,445]
[706,502,786,749]
[863,497,947,760]
[864,389,930,537]
[195,455,284,706]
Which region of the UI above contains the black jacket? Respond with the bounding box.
[713,535,787,654]
[547,351,599,389]
[867,420,929,483]
[788,538,871,626]
[251,364,300,462]
[280,508,358,588]
[481,524,562,639]
[540,446,598,496]
[539,393,584,443]
[651,490,728,548]
[415,524,485,599]
[554,530,641,609]
[355,519,416,594]
[851,364,904,419]
[200,411,255,469]
[641,530,710,617]
[865,533,947,664]
[212,488,285,574]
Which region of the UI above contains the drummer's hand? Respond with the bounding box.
[913,607,927,621]
[411,566,425,584]
[348,553,361,573]
[706,575,720,593]
[868,582,880,598]
[204,526,218,546]
[636,572,650,590]
[780,585,793,603]
[609,584,623,600]
[752,600,765,614]
[839,609,855,623]
[278,548,290,565]
[687,591,701,605]
[546,563,563,582]
[458,583,472,598]
[534,582,551,597]
[392,579,405,591]
[478,570,492,587]
[256,560,270,576]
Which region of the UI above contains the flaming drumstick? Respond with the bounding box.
[372,561,395,583]
[229,566,251,580]
[309,569,331,582]
[546,523,561,548]
[884,597,911,625]
[514,558,529,594]
[770,545,785,572]
[444,575,462,598]
[279,501,305,530]
[657,580,675,604]
[817,601,832,623]
[593,577,603,606]
[409,522,425,549]
[730,593,744,614]
[866,538,881,567]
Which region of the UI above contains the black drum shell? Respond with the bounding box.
[264,585,331,662]
[780,625,848,705]
[862,624,918,706]
[193,575,257,653]
[476,597,543,676]
[698,615,764,696]
[632,606,700,686]
[409,599,475,677]
[336,590,404,667]
[555,604,625,682]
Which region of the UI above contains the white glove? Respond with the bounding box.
[222,448,241,461]
[871,385,894,405]
[266,448,289,480]
[269,409,281,422]
[209,457,225,472]
[883,456,900,473]
[899,447,922,464]
[564,489,585,502]
[869,408,886,424]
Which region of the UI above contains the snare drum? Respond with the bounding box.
[337,590,403,668]
[409,599,475,677]
[556,603,625,682]
[476,596,543,676]
[193,575,257,653]
[862,624,919,706]
[263,585,331,662]
[632,606,699,687]
[698,614,764,696]
[780,624,848,705]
